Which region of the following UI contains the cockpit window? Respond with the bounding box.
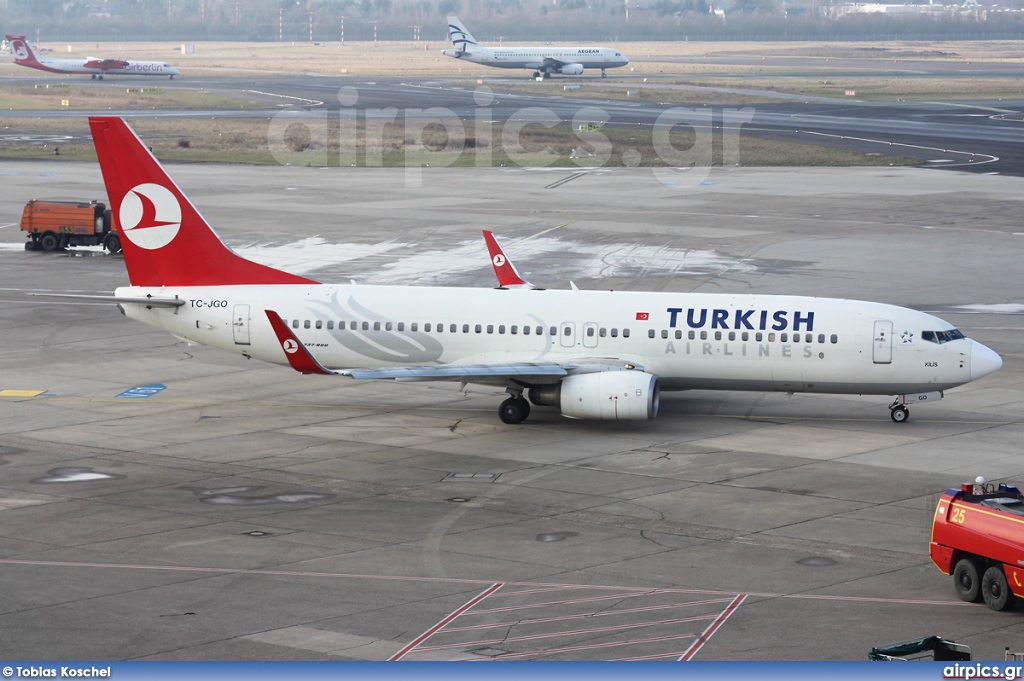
[922,329,965,344]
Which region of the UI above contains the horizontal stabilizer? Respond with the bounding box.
[28,292,185,307]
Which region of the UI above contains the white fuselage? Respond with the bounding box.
[444,46,628,72]
[117,284,989,396]
[20,55,179,77]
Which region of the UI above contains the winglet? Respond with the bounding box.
[265,310,334,375]
[483,230,534,289]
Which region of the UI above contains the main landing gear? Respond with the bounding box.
[498,391,531,424]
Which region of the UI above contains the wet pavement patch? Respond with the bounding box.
[196,486,332,505]
[536,532,578,542]
[32,467,124,483]
[797,556,837,567]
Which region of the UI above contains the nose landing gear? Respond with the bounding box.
[890,404,910,423]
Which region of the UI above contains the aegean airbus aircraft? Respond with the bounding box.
[442,16,629,79]
[5,34,179,79]
[62,117,1001,425]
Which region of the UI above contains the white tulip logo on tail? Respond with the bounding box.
[119,183,181,250]
[11,39,29,61]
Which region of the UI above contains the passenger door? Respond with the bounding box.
[873,320,892,364]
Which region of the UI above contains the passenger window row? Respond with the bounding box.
[284,319,633,338]
[647,329,839,344]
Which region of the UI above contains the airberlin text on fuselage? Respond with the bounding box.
[122,63,165,72]
[668,307,815,332]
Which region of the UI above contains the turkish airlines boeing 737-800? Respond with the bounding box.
[71,116,1000,425]
[6,34,179,79]
[442,17,629,79]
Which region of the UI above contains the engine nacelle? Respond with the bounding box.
[559,63,584,75]
[529,371,659,420]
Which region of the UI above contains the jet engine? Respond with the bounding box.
[559,63,584,75]
[529,371,659,420]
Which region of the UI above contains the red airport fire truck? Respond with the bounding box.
[930,477,1024,611]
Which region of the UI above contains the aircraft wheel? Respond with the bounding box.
[98,75,103,80]
[953,557,984,603]
[982,565,1017,611]
[90,74,96,80]
[890,405,909,423]
[532,71,540,79]
[39,232,60,252]
[499,396,530,425]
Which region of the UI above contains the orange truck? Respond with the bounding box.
[930,479,1024,611]
[21,199,120,253]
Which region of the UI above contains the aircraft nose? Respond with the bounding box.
[970,340,1002,381]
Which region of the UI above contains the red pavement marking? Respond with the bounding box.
[441,597,738,632]
[461,633,699,660]
[679,593,747,661]
[387,582,504,661]
[416,613,719,652]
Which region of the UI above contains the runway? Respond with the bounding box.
[4,67,1024,174]
[0,161,1022,660]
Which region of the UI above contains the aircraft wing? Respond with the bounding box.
[339,364,567,381]
[84,58,127,70]
[266,310,567,382]
[540,56,569,70]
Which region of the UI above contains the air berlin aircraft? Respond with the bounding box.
[58,116,1002,425]
[6,35,180,79]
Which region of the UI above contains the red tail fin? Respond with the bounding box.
[5,35,41,67]
[89,116,317,287]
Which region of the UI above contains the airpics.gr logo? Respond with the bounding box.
[11,39,30,61]
[118,183,181,250]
